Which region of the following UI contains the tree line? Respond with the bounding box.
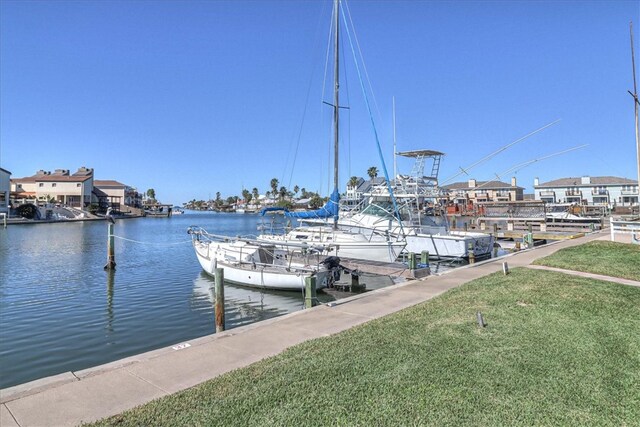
[183,167,380,211]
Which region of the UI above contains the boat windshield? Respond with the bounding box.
[361,201,413,221]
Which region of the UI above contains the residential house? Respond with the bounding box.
[11,167,94,207]
[344,177,386,209]
[441,177,524,205]
[0,167,10,214]
[534,176,638,206]
[93,180,142,211]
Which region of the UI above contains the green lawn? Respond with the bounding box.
[533,240,640,281]
[91,268,640,426]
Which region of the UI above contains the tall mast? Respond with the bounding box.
[393,97,397,180]
[630,21,640,208]
[333,0,340,229]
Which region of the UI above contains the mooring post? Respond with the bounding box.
[468,242,475,264]
[514,241,521,251]
[452,217,457,230]
[408,252,416,270]
[305,276,317,308]
[502,261,509,275]
[493,223,498,234]
[464,222,468,232]
[421,250,430,266]
[214,267,225,332]
[104,222,116,270]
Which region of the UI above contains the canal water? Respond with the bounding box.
[0,213,321,389]
[0,212,477,389]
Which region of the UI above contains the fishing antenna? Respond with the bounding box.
[440,119,561,186]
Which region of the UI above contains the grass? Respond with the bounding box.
[90,268,640,426]
[533,240,640,281]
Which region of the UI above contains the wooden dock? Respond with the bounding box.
[493,230,585,241]
[336,257,430,280]
[291,255,430,280]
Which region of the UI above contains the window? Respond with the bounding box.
[52,183,57,187]
[77,183,81,187]
[39,183,44,187]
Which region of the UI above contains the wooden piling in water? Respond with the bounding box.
[214,267,225,332]
[305,276,317,308]
[104,222,116,270]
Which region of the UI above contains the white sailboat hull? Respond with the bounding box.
[192,240,328,291]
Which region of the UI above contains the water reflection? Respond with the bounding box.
[191,272,306,330]
[105,270,115,338]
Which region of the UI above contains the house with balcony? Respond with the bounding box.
[0,167,10,214]
[11,167,94,207]
[533,176,638,206]
[441,177,524,205]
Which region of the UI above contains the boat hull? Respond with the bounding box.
[193,241,327,291]
[404,231,494,259]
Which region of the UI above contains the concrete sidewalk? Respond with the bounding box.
[0,230,625,426]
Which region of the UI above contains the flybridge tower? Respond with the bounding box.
[395,149,444,197]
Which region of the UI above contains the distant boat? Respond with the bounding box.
[172,207,185,215]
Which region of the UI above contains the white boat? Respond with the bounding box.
[188,227,335,291]
[256,0,406,263]
[336,200,494,260]
[304,149,495,259]
[258,225,405,263]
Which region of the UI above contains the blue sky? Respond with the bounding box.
[1,0,639,204]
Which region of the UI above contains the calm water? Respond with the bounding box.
[0,212,318,389]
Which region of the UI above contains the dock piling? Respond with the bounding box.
[408,252,417,270]
[420,250,430,266]
[104,222,116,270]
[468,243,475,264]
[214,267,225,332]
[305,276,317,308]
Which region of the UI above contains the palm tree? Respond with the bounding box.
[252,188,260,206]
[367,167,378,180]
[293,185,299,196]
[270,178,279,196]
[278,186,288,201]
[242,189,251,205]
[348,176,359,189]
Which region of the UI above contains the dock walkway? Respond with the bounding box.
[0,231,618,426]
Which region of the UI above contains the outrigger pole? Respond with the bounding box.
[629,21,640,207]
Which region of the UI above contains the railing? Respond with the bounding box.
[610,218,640,244]
[565,190,582,196]
[591,190,609,195]
[621,189,639,195]
[539,191,555,197]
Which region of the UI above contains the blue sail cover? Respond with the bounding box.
[285,188,340,220]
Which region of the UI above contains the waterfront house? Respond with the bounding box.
[344,177,386,209]
[0,167,10,214]
[534,176,638,207]
[11,167,94,208]
[441,177,524,205]
[93,180,142,211]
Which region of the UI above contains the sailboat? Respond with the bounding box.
[188,227,335,291]
[256,0,406,263]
